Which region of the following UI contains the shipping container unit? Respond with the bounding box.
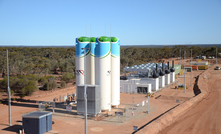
[140,78,159,91]
[174,65,181,74]
[77,85,101,115]
[22,111,52,134]
[159,75,165,88]
[192,65,198,70]
[165,62,171,85]
[111,37,120,107]
[90,37,96,85]
[120,79,152,94]
[198,65,208,70]
[136,83,152,94]
[95,36,111,111]
[184,67,192,72]
[189,61,208,65]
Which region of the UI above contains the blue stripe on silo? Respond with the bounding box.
[90,42,96,56]
[111,38,120,57]
[76,38,90,57]
[95,37,111,58]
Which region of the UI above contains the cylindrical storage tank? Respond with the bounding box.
[76,37,90,98]
[111,37,120,106]
[90,37,96,85]
[95,36,111,110]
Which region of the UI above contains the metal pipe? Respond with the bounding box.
[82,47,88,134]
[180,47,181,65]
[147,96,149,114]
[162,62,164,71]
[7,49,11,126]
[184,51,186,93]
[216,48,217,66]
[168,61,169,69]
[191,49,192,86]
[156,64,158,73]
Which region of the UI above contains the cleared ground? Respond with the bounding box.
[0,58,219,134]
[158,65,221,134]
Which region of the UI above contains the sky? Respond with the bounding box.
[0,0,221,46]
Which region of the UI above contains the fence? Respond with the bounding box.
[101,97,153,123]
[38,92,77,116]
[38,94,153,123]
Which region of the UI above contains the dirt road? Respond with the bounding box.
[159,68,221,134]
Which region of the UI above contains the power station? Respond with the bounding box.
[121,61,176,94]
[76,36,120,113]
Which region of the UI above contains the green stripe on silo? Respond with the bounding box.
[78,37,90,42]
[90,37,96,42]
[98,36,111,42]
[111,37,118,42]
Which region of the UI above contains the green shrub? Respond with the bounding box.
[28,80,37,87]
[18,78,29,88]
[0,80,3,87]
[21,85,38,96]
[1,77,20,87]
[61,73,74,83]
[60,81,66,88]
[20,94,25,99]
[43,81,57,91]
[18,74,38,80]
[25,74,38,81]
[38,76,55,86]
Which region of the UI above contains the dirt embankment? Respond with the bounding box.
[135,68,210,134]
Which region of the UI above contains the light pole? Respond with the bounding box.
[180,47,181,65]
[191,49,192,86]
[184,50,186,93]
[147,95,149,114]
[6,49,12,126]
[81,47,89,134]
[216,48,217,66]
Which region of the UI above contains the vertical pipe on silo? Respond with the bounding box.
[111,37,120,106]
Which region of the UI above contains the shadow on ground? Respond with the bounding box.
[1,124,22,134]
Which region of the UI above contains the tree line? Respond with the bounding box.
[0,46,220,96]
[0,46,220,77]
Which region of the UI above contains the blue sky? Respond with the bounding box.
[0,0,221,46]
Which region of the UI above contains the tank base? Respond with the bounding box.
[111,105,119,108]
[101,108,111,112]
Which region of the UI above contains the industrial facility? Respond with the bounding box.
[120,61,177,94]
[75,36,120,114]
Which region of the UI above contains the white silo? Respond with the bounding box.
[76,37,90,99]
[90,37,96,85]
[111,37,120,107]
[95,36,111,111]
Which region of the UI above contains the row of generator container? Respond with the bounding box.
[120,60,176,94]
[120,72,175,94]
[76,36,120,111]
[183,65,209,70]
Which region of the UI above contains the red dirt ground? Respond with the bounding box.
[0,59,220,134]
[158,64,221,134]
